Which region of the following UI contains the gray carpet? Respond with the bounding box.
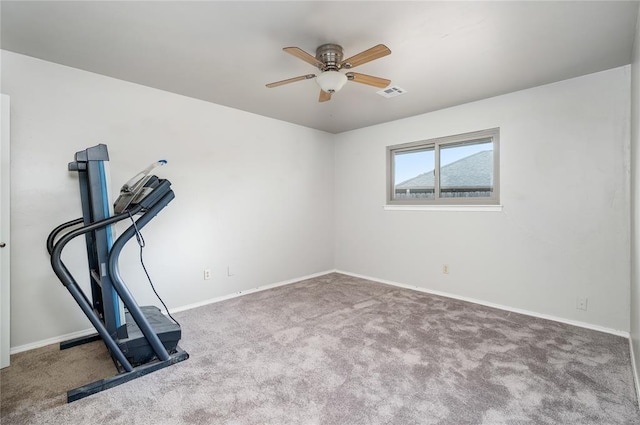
[1,273,639,424]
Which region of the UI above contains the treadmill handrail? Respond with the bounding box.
[50,205,143,287]
[49,207,142,373]
[49,191,176,365]
[46,217,84,255]
[107,190,175,362]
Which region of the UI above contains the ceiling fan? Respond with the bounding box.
[266,43,392,102]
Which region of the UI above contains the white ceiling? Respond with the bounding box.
[2,1,639,134]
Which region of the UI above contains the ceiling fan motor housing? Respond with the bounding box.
[315,44,344,71]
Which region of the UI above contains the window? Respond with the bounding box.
[387,128,499,206]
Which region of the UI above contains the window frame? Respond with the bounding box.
[386,128,500,206]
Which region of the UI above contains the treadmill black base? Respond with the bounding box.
[66,345,189,403]
[59,305,187,403]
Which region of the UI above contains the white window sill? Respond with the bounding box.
[383,204,503,212]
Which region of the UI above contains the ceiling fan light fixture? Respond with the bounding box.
[316,71,348,93]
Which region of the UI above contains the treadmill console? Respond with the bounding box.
[114,160,167,214]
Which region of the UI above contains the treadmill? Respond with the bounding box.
[47,144,188,402]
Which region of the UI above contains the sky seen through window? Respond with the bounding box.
[394,141,492,184]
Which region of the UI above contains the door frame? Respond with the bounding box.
[1,93,11,369]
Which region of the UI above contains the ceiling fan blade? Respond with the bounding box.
[340,44,391,69]
[346,72,391,88]
[283,47,325,68]
[319,90,332,102]
[266,74,316,88]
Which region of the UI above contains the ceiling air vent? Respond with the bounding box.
[377,86,407,98]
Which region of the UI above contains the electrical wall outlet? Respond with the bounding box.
[576,297,588,311]
[442,264,449,274]
[203,269,212,280]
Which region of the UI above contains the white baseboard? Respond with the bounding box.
[10,269,336,355]
[169,269,336,314]
[11,327,96,355]
[336,270,631,338]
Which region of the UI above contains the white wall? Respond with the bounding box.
[334,67,631,332]
[630,2,640,396]
[2,51,335,349]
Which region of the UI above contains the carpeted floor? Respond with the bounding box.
[1,273,639,424]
